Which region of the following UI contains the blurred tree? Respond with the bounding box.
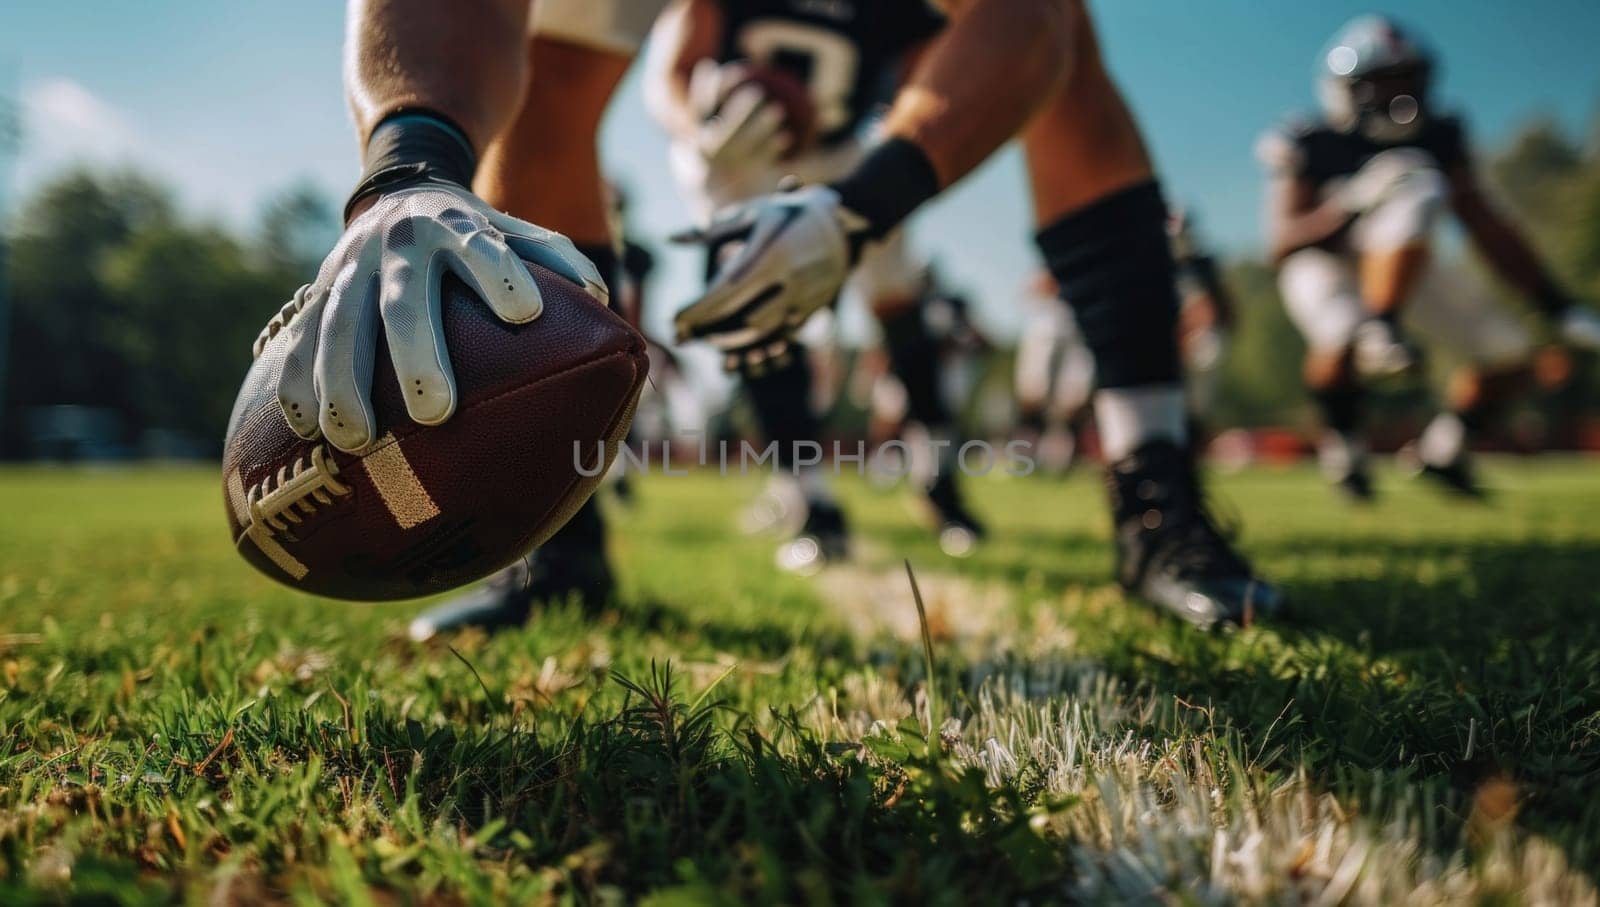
[4,113,1598,459]
[5,171,174,440]
[2,170,328,456]
[1211,260,1307,429]
[99,226,274,444]
[256,180,339,281]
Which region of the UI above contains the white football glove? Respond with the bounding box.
[1331,147,1443,215]
[673,184,868,369]
[689,59,789,174]
[252,181,607,452]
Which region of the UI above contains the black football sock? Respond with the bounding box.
[1311,383,1369,478]
[1018,409,1047,436]
[1034,181,1189,461]
[879,302,953,430]
[1311,384,1365,438]
[741,348,821,473]
[1034,181,1183,391]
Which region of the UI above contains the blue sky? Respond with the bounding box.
[4,1,1598,342]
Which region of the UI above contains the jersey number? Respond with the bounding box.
[738,20,860,134]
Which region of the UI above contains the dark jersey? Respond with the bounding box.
[714,0,946,146]
[1257,112,1470,191]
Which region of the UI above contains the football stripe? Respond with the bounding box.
[362,433,441,529]
[225,468,250,527]
[241,528,309,580]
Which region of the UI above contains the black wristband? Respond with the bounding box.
[828,138,940,239]
[343,110,477,223]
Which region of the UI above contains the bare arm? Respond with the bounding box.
[1264,175,1353,265]
[345,0,531,152]
[1448,165,1564,300]
[881,0,1077,187]
[641,0,726,141]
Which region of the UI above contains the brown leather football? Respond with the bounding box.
[222,262,648,601]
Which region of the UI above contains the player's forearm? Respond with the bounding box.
[345,0,530,151]
[641,0,724,142]
[825,0,1075,241]
[1266,180,1352,264]
[1268,204,1351,263]
[1455,192,1566,304]
[882,0,1077,186]
[640,53,699,142]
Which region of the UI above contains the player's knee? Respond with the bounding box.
[1034,180,1180,388]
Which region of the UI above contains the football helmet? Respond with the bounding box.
[1318,16,1435,143]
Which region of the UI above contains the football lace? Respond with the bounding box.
[252,287,312,359]
[245,444,352,537]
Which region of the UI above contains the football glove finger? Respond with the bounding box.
[313,250,386,451]
[261,182,607,453]
[699,83,788,170]
[687,58,733,122]
[271,283,329,442]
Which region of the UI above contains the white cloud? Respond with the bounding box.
[14,77,144,179]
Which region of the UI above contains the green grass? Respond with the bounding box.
[2,460,1598,903]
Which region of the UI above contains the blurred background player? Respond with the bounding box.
[1014,208,1233,472]
[1013,270,1095,473]
[641,0,986,567]
[674,0,1283,629]
[1260,15,1600,501]
[847,269,993,548]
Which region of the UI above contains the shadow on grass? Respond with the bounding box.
[148,665,1063,902]
[605,597,862,662]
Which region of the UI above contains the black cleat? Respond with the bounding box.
[1400,444,1485,499]
[776,499,850,575]
[407,547,615,642]
[408,502,614,641]
[612,472,636,507]
[924,471,986,557]
[1332,466,1376,503]
[1107,441,1285,630]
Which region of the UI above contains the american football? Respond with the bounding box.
[221,261,648,600]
